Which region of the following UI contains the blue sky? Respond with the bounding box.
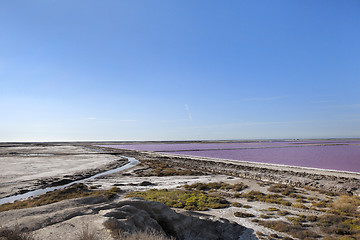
[1,1,359,141]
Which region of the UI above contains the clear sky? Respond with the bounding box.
[1,1,359,142]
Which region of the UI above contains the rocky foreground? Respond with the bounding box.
[0,196,253,240]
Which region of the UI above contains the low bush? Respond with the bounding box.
[295,198,308,203]
[109,187,121,192]
[316,214,360,237]
[268,184,297,196]
[306,215,318,222]
[307,196,320,201]
[240,190,291,205]
[268,207,279,211]
[277,210,290,216]
[330,195,360,216]
[312,200,328,208]
[234,211,255,218]
[291,203,308,209]
[231,202,243,207]
[286,215,306,225]
[184,182,248,192]
[257,220,321,239]
[141,160,203,177]
[125,189,229,211]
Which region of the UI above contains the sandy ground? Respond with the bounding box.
[0,145,124,198]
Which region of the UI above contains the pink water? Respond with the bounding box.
[100,140,360,173]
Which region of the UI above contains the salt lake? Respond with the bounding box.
[100,140,360,173]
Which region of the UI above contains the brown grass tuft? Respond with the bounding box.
[77,225,98,240]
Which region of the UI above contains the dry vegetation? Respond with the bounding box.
[0,184,121,212]
[234,211,255,218]
[77,224,174,240]
[135,160,204,177]
[239,190,292,206]
[246,184,360,240]
[115,231,174,240]
[77,225,98,240]
[254,219,321,239]
[125,189,229,211]
[1,175,359,240]
[183,181,248,192]
[0,226,34,240]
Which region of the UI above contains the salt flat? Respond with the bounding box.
[0,144,125,198]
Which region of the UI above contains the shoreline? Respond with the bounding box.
[112,149,360,195]
[155,152,360,178]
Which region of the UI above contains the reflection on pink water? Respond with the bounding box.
[100,140,360,173]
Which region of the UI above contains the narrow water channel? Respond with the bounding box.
[0,156,139,205]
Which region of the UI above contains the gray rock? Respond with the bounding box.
[101,198,246,240]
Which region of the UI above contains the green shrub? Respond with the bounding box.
[125,189,229,211]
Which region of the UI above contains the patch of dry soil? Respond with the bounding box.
[0,144,126,198]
